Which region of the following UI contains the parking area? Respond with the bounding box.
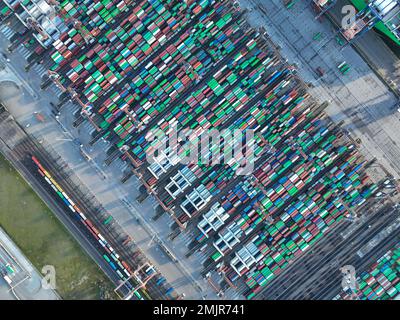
[0,0,399,300]
[0,226,58,300]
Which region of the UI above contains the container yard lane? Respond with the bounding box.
[259,205,400,299]
[0,106,172,300]
[243,0,400,180]
[0,16,218,300]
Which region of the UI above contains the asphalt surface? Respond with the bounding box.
[0,278,14,300]
[0,226,59,300]
[243,0,400,182]
[1,1,400,300]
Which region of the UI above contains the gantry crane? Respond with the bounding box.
[119,145,187,230]
[26,17,49,41]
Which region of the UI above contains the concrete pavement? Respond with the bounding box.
[328,0,400,95]
[241,0,400,183]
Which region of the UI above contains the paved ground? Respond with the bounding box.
[266,206,400,299]
[0,110,125,299]
[0,227,59,300]
[0,27,226,300]
[241,0,400,183]
[2,1,400,300]
[329,0,400,92]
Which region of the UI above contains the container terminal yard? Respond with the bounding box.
[0,0,399,301]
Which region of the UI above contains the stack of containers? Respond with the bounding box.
[51,0,231,135]
[188,116,377,297]
[239,162,377,298]
[358,245,400,300]
[141,62,298,212]
[127,19,261,163]
[0,1,12,18]
[193,109,332,239]
[103,5,246,145]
